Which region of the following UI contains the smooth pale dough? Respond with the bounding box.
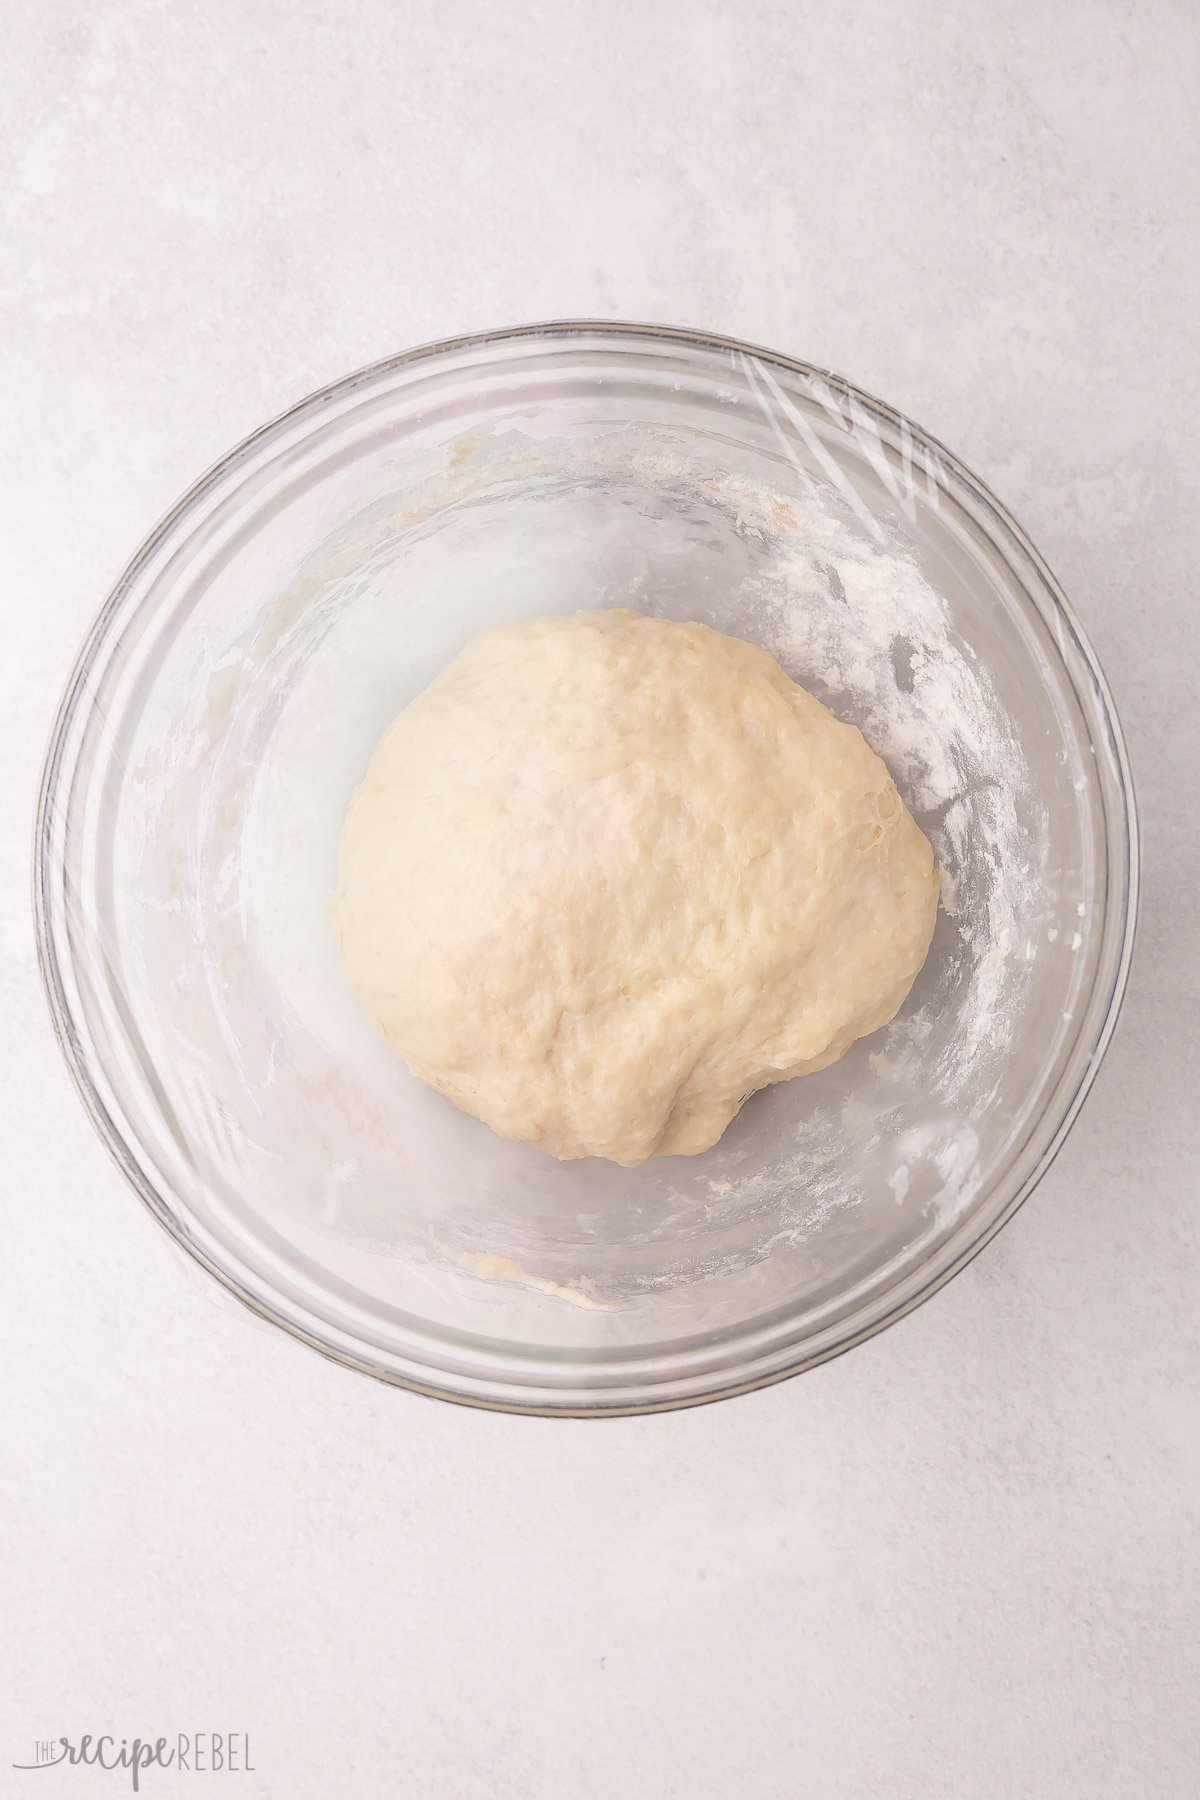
[333,610,938,1166]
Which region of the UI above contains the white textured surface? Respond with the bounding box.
[2,4,1197,1796]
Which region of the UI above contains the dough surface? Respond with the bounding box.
[333,611,938,1165]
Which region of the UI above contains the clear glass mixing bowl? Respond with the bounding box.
[35,323,1138,1414]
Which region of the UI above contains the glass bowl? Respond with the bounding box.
[34,322,1138,1415]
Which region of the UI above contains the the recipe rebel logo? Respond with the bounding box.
[12,1733,255,1791]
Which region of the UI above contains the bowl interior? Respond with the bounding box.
[44,328,1132,1410]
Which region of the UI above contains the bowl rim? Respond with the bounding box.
[32,318,1141,1417]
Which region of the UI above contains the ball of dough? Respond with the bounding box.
[333,611,938,1166]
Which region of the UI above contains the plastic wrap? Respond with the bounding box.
[33,322,1137,1413]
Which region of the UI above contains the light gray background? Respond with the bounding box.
[2,4,1197,1796]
